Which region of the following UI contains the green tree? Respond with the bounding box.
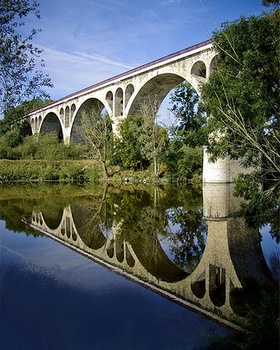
[137,97,168,176]
[201,9,280,229]
[164,134,203,181]
[169,81,207,148]
[114,115,148,169]
[164,81,207,181]
[0,0,53,114]
[74,108,113,180]
[0,98,53,138]
[115,98,168,174]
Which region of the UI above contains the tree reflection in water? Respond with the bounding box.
[163,206,207,273]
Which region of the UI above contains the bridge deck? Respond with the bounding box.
[29,39,211,114]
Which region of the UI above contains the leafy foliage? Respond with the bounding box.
[0,98,53,139]
[114,115,148,169]
[115,107,168,173]
[163,81,206,181]
[169,81,207,148]
[0,132,85,161]
[164,134,203,181]
[0,0,53,113]
[201,11,280,175]
[74,108,113,179]
[206,290,280,350]
[201,10,280,229]
[262,0,280,8]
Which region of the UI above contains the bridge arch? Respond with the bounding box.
[71,205,107,249]
[41,209,64,230]
[191,60,207,81]
[191,272,206,299]
[65,106,70,127]
[70,104,76,123]
[105,91,113,112]
[115,87,124,116]
[70,97,111,144]
[129,232,188,282]
[209,55,219,75]
[59,108,64,120]
[126,73,185,117]
[40,112,63,140]
[125,84,134,108]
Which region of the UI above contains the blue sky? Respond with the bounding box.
[26,0,265,101]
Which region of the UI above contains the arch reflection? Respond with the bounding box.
[27,183,276,330]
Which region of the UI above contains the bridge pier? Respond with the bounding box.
[63,127,72,145]
[202,146,252,183]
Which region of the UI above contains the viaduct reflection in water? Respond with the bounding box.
[28,183,275,330]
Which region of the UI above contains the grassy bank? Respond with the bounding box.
[0,159,102,182]
[0,159,186,183]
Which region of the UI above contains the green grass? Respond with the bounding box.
[0,159,101,182]
[0,159,187,184]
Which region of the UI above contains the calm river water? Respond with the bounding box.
[0,182,278,350]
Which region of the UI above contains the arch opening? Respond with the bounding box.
[115,87,124,117]
[191,61,207,80]
[70,104,76,123]
[191,272,206,299]
[127,73,203,129]
[125,244,135,267]
[71,98,108,144]
[106,91,113,111]
[209,264,226,307]
[106,240,114,258]
[65,106,70,128]
[40,112,63,141]
[125,84,134,107]
[59,108,64,121]
[130,233,188,282]
[41,209,64,230]
[116,241,125,263]
[128,73,185,118]
[210,55,218,75]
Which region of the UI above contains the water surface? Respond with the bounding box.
[0,183,278,349]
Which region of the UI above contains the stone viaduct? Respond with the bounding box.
[26,40,215,141]
[25,40,247,183]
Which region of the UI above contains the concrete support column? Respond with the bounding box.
[63,127,72,145]
[203,146,252,183]
[203,146,229,183]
